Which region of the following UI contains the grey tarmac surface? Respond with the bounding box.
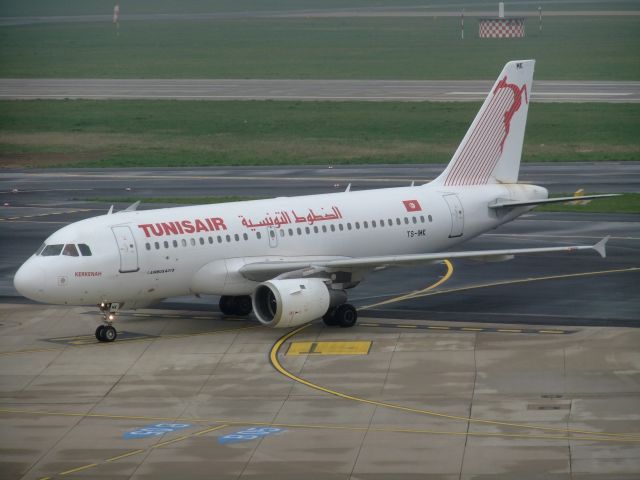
[0,164,639,479]
[2,78,639,103]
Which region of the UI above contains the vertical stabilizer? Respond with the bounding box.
[433,60,535,186]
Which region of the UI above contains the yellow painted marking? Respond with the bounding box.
[152,434,191,448]
[270,325,640,442]
[2,407,639,443]
[59,463,98,475]
[287,341,372,356]
[539,330,564,334]
[462,327,483,331]
[194,424,228,436]
[38,477,51,480]
[497,329,522,333]
[358,322,380,327]
[409,266,640,302]
[360,259,454,309]
[0,324,259,357]
[427,326,450,330]
[105,449,145,462]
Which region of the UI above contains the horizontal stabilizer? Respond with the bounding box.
[489,194,620,209]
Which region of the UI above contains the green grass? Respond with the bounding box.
[1,16,638,79]
[0,100,638,167]
[2,0,638,16]
[538,193,640,213]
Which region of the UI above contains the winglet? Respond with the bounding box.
[593,236,609,258]
[107,205,114,215]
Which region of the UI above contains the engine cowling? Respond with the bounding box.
[252,278,332,328]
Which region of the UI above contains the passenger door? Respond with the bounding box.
[112,225,140,273]
[442,194,464,238]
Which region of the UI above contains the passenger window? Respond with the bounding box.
[347,223,352,230]
[404,217,409,225]
[305,227,310,234]
[412,216,417,224]
[372,220,376,228]
[256,232,261,240]
[145,243,151,251]
[355,222,360,230]
[173,240,178,247]
[40,244,61,256]
[380,219,385,227]
[78,244,92,256]
[279,229,285,237]
[62,244,79,257]
[155,242,160,250]
[339,224,344,231]
[243,233,248,241]
[297,227,302,235]
[322,225,327,233]
[190,238,196,246]
[35,243,46,255]
[199,237,205,245]
[269,230,275,238]
[330,225,335,232]
[208,236,213,244]
[428,215,433,222]
[420,215,425,223]
[363,221,368,229]
[225,235,231,242]
[234,234,239,242]
[217,235,223,243]
[164,241,169,249]
[288,228,294,236]
[181,239,187,247]
[313,226,319,233]
[396,218,401,225]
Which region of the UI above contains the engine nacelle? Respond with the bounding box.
[253,278,337,328]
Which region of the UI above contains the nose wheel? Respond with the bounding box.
[95,324,117,342]
[96,302,120,342]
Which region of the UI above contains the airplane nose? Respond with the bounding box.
[14,261,45,301]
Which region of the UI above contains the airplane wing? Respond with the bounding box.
[489,194,620,209]
[239,237,609,282]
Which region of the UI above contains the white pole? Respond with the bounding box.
[539,6,543,32]
[461,10,464,40]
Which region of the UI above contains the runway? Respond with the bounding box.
[1,164,639,478]
[2,78,639,103]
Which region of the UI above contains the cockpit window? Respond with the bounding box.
[62,244,79,257]
[78,244,92,256]
[35,243,45,255]
[41,244,64,256]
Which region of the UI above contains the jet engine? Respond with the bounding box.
[252,278,345,328]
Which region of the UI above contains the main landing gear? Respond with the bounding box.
[219,295,253,317]
[322,303,358,328]
[96,302,120,342]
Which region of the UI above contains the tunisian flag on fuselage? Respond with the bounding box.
[402,199,422,212]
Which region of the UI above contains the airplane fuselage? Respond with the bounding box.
[14,182,546,308]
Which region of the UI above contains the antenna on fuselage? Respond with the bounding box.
[107,205,114,215]
[122,200,141,212]
[345,183,351,192]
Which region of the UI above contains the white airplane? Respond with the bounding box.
[14,60,615,342]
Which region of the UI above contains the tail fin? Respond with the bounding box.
[433,60,534,186]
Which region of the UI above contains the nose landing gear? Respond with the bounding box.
[96,302,120,342]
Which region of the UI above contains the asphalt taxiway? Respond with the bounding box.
[0,164,639,478]
[2,79,638,103]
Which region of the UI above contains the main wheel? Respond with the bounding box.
[233,295,253,316]
[103,325,117,342]
[335,304,358,328]
[322,307,338,326]
[219,296,235,315]
[95,325,106,341]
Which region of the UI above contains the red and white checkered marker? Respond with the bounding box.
[479,18,525,38]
